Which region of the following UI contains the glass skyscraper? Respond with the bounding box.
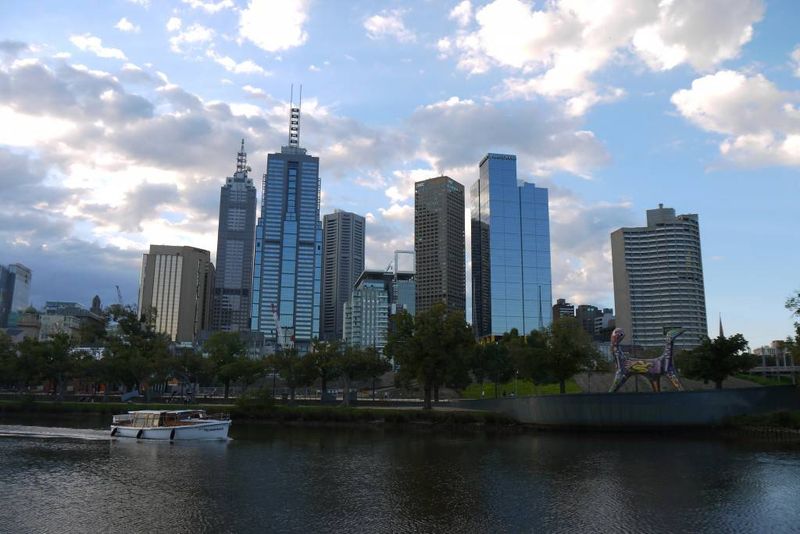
[471,153,552,338]
[251,109,322,353]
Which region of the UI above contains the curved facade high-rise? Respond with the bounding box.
[611,204,708,350]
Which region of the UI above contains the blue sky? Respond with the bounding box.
[0,0,798,347]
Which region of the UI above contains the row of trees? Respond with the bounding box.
[386,303,603,409]
[0,304,391,403]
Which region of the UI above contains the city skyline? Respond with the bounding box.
[1,1,798,346]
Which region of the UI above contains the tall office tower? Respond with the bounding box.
[8,263,31,313]
[343,270,390,352]
[552,298,575,319]
[251,96,322,353]
[414,176,466,315]
[611,204,708,350]
[212,140,258,333]
[137,245,215,344]
[320,210,365,341]
[0,265,13,327]
[471,153,552,339]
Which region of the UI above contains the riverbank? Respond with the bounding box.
[0,399,520,430]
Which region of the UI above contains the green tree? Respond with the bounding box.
[386,304,473,410]
[310,339,342,401]
[266,348,316,402]
[0,331,17,388]
[336,346,391,406]
[679,333,756,389]
[478,342,514,398]
[205,331,248,399]
[16,337,46,390]
[104,305,171,397]
[786,291,800,364]
[539,317,598,394]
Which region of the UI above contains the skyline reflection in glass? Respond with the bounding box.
[471,153,552,338]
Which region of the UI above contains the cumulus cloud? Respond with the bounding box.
[69,34,127,60]
[437,0,763,114]
[206,49,269,75]
[166,17,182,32]
[169,23,214,54]
[115,17,140,33]
[449,1,473,28]
[239,0,309,52]
[671,70,800,167]
[792,45,800,77]
[181,0,234,14]
[364,10,416,43]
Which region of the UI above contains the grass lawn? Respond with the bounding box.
[461,378,581,399]
[736,373,796,387]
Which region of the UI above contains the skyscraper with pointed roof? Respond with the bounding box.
[211,140,258,332]
[251,92,322,353]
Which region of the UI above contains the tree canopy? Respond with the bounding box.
[678,333,755,389]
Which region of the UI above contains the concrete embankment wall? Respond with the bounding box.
[455,386,800,427]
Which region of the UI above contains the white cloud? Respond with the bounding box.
[166,17,182,32]
[449,1,473,28]
[378,203,413,222]
[239,0,309,52]
[169,24,214,53]
[115,17,140,33]
[671,70,800,166]
[206,49,269,75]
[437,0,764,114]
[364,9,416,43]
[792,45,800,77]
[181,0,234,14]
[69,34,127,60]
[242,84,266,97]
[308,64,320,72]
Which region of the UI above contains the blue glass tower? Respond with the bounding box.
[471,153,552,338]
[251,103,322,353]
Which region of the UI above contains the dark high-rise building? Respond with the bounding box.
[471,153,552,339]
[576,304,601,336]
[251,100,322,353]
[611,204,707,350]
[137,245,215,344]
[0,265,14,328]
[320,210,365,341]
[552,298,575,319]
[414,176,466,315]
[212,140,258,333]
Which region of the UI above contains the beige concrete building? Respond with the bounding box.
[137,245,215,344]
[611,204,707,350]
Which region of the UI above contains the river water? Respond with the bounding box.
[1,416,799,533]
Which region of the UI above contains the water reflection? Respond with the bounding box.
[1,422,799,533]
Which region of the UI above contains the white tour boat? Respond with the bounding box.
[110,409,231,441]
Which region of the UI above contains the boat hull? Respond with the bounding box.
[111,420,231,440]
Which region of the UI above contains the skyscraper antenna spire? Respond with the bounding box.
[236,138,247,173]
[289,83,301,148]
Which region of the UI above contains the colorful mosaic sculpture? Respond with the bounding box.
[609,327,685,393]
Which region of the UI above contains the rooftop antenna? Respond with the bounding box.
[236,138,247,173]
[289,84,301,148]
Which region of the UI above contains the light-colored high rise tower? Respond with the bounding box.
[471,153,552,339]
[320,210,365,341]
[611,204,708,350]
[414,176,466,315]
[211,140,257,333]
[137,245,215,344]
[251,93,322,353]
